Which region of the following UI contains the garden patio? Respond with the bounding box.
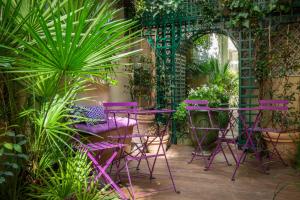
[1,0,300,200]
[131,145,300,200]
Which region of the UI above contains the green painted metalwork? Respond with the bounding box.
[141,0,300,144]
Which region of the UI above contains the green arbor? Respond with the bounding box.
[141,0,299,143]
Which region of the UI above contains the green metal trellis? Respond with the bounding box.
[141,0,300,144]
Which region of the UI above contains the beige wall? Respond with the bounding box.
[109,65,131,102]
[76,83,110,105]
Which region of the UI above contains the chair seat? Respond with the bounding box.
[245,127,283,132]
[126,153,165,161]
[108,134,146,139]
[191,127,220,130]
[85,142,126,151]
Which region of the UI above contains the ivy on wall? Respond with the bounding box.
[221,0,292,28]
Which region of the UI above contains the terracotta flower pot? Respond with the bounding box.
[146,134,170,154]
[263,131,300,164]
[134,114,156,134]
[132,114,171,155]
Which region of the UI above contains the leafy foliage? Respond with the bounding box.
[199,58,238,98]
[126,55,155,108]
[0,127,27,185]
[221,0,292,28]
[29,151,118,200]
[0,0,140,198]
[135,0,183,17]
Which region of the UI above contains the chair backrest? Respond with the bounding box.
[259,100,289,111]
[103,102,139,142]
[184,100,210,111]
[103,102,138,113]
[258,100,289,129]
[184,99,214,128]
[103,101,138,125]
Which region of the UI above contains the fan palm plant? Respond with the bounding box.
[0,0,140,197]
[197,58,238,97]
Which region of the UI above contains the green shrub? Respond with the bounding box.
[28,151,118,200]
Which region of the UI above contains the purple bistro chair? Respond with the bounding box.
[204,107,239,171]
[104,105,179,199]
[184,100,221,167]
[103,102,152,180]
[231,100,289,180]
[74,137,128,200]
[258,100,289,166]
[121,109,179,199]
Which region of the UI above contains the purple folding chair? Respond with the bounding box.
[122,109,179,199]
[76,141,128,200]
[205,107,239,171]
[231,100,288,180]
[185,100,221,167]
[259,100,289,166]
[103,102,152,179]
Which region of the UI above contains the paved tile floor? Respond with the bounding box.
[123,145,300,200]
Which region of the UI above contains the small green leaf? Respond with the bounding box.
[2,171,14,176]
[18,140,27,146]
[3,143,13,150]
[5,131,15,137]
[17,154,28,160]
[0,177,5,184]
[13,144,22,153]
[242,20,250,28]
[16,134,25,138]
[0,148,4,156]
[253,5,261,12]
[4,162,19,169]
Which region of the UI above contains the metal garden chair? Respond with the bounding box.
[231,100,288,180]
[103,102,152,179]
[258,100,289,166]
[185,100,221,167]
[75,138,129,199]
[104,103,179,199]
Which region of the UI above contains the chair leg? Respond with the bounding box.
[220,145,231,166]
[227,141,237,164]
[87,151,128,200]
[205,141,221,170]
[232,151,246,181]
[161,139,179,193]
[125,159,135,200]
[265,132,287,166]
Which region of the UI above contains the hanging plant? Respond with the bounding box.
[135,0,184,18]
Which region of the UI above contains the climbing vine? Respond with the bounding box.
[221,0,292,28]
[134,0,183,17]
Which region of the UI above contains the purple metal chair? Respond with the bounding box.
[103,104,179,199]
[205,107,239,171]
[103,102,152,178]
[75,140,128,200]
[259,100,289,166]
[231,100,288,180]
[185,100,222,167]
[122,109,179,199]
